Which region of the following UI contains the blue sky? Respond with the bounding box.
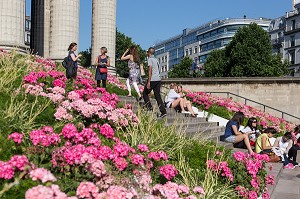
[26,0,291,51]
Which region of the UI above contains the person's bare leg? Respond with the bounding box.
[235,134,253,154]
[170,98,181,108]
[179,98,185,111]
[186,103,196,116]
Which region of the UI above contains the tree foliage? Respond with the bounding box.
[79,48,91,68]
[204,23,289,77]
[168,56,193,78]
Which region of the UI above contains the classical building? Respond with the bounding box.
[0,0,117,67]
[92,0,116,66]
[284,0,300,75]
[154,18,271,78]
[0,0,27,52]
[30,0,80,61]
[25,16,31,47]
[269,17,285,57]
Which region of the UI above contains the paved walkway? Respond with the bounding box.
[271,153,300,199]
[271,167,300,199]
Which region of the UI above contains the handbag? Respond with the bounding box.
[100,67,108,73]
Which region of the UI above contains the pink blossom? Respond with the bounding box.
[8,132,23,144]
[233,151,245,162]
[193,186,205,195]
[131,154,144,165]
[248,190,258,199]
[100,124,114,138]
[266,175,275,185]
[137,144,149,152]
[29,168,57,183]
[25,185,55,199]
[159,164,178,180]
[76,182,99,199]
[114,157,128,171]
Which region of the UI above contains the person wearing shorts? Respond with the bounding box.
[224,112,253,154]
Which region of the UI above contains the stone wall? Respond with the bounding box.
[162,77,300,124]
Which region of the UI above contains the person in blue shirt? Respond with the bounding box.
[224,112,253,154]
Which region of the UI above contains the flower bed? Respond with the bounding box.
[187,92,295,133]
[0,53,276,198]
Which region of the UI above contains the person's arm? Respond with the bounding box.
[106,57,110,67]
[94,57,99,66]
[232,125,243,136]
[147,59,152,89]
[70,53,81,61]
[261,136,272,150]
[121,49,130,61]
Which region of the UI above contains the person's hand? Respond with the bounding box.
[147,82,150,90]
[78,54,82,58]
[125,49,129,53]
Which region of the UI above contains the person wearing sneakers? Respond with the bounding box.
[143,47,167,118]
[274,132,299,169]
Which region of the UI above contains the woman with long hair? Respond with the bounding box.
[255,127,277,154]
[66,42,81,79]
[121,46,142,100]
[223,112,253,154]
[95,47,110,88]
[240,117,259,145]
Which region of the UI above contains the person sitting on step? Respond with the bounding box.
[223,112,254,154]
[273,132,298,169]
[176,84,197,115]
[255,127,277,154]
[165,83,197,117]
[240,117,260,146]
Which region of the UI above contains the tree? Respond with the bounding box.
[204,23,289,77]
[168,56,193,78]
[203,49,228,77]
[79,48,91,68]
[115,31,146,78]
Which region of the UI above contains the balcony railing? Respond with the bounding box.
[286,23,300,32]
[271,37,284,46]
[286,10,300,18]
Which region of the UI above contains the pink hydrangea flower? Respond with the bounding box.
[29,168,57,183]
[8,132,23,144]
[137,144,149,152]
[193,186,205,195]
[159,164,178,180]
[76,182,99,199]
[130,154,144,165]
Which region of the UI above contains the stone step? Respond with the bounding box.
[185,126,225,137]
[165,121,219,129]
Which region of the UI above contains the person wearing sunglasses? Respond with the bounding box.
[240,117,260,146]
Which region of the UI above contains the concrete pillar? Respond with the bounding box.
[0,0,26,52]
[31,0,51,57]
[49,0,80,61]
[92,0,116,70]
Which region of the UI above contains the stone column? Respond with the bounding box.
[0,0,26,52]
[92,0,116,70]
[31,0,51,57]
[49,0,80,61]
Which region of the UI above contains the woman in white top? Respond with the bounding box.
[165,84,196,117]
[274,132,298,169]
[240,117,259,144]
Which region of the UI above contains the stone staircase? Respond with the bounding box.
[118,96,225,141]
[119,95,284,197]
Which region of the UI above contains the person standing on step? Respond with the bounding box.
[66,42,81,80]
[121,46,142,100]
[95,47,110,88]
[143,47,167,118]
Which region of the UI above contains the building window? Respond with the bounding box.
[189,48,192,55]
[292,20,296,30]
[290,50,295,65]
[165,56,167,62]
[194,46,198,54]
[291,36,295,47]
[185,50,188,56]
[158,58,161,64]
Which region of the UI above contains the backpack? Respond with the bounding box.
[62,56,69,69]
